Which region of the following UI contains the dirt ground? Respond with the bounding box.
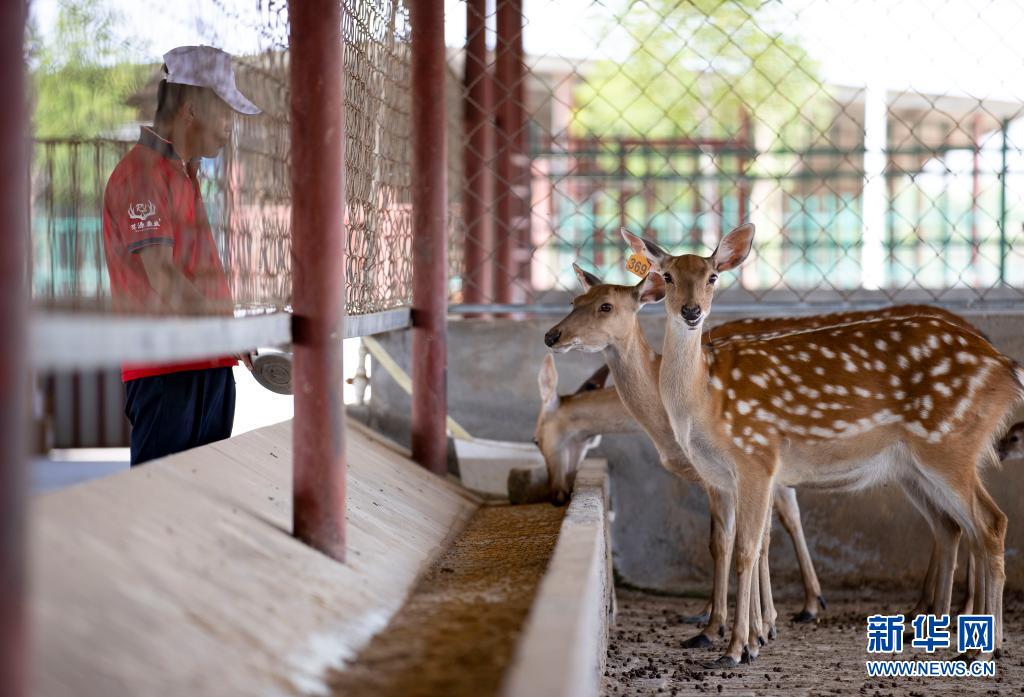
[327,502,564,697]
[603,588,1024,696]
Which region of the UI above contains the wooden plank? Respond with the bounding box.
[31,420,479,697]
[30,312,291,371]
[30,308,412,372]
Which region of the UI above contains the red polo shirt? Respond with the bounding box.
[103,126,237,382]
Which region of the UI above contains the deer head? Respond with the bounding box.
[622,223,755,331]
[543,263,666,352]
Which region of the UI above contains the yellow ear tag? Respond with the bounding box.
[626,253,651,277]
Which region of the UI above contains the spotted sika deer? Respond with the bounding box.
[625,222,1021,666]
[542,269,837,646]
[541,300,986,628]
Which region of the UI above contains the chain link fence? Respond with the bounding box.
[28,0,440,319]
[446,0,1024,311]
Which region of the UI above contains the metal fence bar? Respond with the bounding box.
[289,0,347,562]
[410,0,449,476]
[1,1,28,693]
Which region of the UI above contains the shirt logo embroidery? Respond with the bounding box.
[128,200,157,222]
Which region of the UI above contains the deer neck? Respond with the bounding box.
[559,388,641,438]
[603,317,659,397]
[601,317,679,452]
[660,319,711,434]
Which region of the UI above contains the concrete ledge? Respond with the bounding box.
[500,458,613,697]
[31,419,480,697]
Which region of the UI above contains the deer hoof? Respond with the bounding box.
[951,652,977,665]
[767,625,778,641]
[707,655,739,669]
[680,633,715,649]
[791,609,816,623]
[741,646,757,664]
[818,595,827,611]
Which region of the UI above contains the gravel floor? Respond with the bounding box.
[603,588,1024,696]
[327,502,564,697]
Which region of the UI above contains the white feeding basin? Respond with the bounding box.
[454,437,546,498]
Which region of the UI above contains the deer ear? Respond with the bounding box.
[572,263,603,291]
[538,354,560,411]
[620,228,668,270]
[711,223,755,272]
[574,364,610,393]
[635,271,666,306]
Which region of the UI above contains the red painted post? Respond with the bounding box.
[410,0,449,476]
[288,0,347,561]
[463,0,492,308]
[0,1,28,694]
[493,0,519,305]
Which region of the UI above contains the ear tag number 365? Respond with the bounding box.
[626,253,651,277]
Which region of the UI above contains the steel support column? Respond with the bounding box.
[288,0,347,560]
[463,0,492,308]
[494,0,522,305]
[1,2,28,695]
[410,0,449,476]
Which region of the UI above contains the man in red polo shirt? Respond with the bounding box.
[103,46,261,465]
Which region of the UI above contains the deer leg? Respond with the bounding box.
[899,479,943,617]
[929,513,961,618]
[713,467,773,668]
[973,485,1007,653]
[772,485,823,622]
[682,485,733,647]
[748,547,764,659]
[758,505,777,640]
[909,539,939,618]
[957,551,975,616]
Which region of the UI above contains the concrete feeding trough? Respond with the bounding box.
[453,436,548,502]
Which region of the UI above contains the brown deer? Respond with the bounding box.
[542,269,838,646]
[624,222,1020,666]
[534,354,825,631]
[540,299,986,629]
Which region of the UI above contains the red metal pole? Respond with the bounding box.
[493,0,519,305]
[463,0,492,308]
[288,0,347,561]
[0,1,28,695]
[410,0,449,476]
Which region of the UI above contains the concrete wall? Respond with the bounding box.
[365,311,1024,595]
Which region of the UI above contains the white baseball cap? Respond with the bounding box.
[163,45,261,115]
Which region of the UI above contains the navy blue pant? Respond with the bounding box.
[125,367,236,466]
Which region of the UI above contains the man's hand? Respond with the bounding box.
[236,351,255,371]
[137,245,233,316]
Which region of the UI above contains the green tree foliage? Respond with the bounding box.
[30,0,149,139]
[29,1,151,214]
[573,0,829,146]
